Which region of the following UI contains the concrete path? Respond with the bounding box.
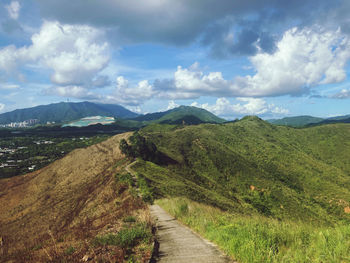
[150,205,234,263]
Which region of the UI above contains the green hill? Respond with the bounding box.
[130,117,350,224]
[316,115,350,125]
[0,101,138,124]
[130,106,225,125]
[267,115,324,127]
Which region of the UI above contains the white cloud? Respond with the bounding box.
[0,21,109,88]
[154,63,230,100]
[330,88,350,99]
[166,100,179,110]
[236,27,350,96]
[5,1,20,20]
[0,103,5,112]
[156,27,350,99]
[191,97,289,118]
[104,76,156,106]
[125,106,142,114]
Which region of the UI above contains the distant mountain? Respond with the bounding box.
[267,116,324,127]
[317,115,350,125]
[0,101,138,124]
[268,114,350,127]
[131,106,225,124]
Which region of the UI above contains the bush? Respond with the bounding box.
[116,172,134,186]
[123,216,137,223]
[137,175,154,204]
[93,223,152,248]
[119,132,160,163]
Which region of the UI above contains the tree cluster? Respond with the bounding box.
[119,132,160,163]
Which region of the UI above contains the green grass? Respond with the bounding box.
[123,215,137,223]
[133,118,350,224]
[115,172,134,186]
[158,198,350,263]
[93,223,152,248]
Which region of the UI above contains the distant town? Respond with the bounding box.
[0,119,40,128]
[0,135,108,179]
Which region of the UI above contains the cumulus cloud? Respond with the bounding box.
[44,86,102,101]
[155,27,350,99]
[0,103,5,112]
[5,1,21,20]
[0,21,109,88]
[191,98,289,118]
[104,76,156,106]
[38,26,350,105]
[154,64,230,99]
[235,27,350,96]
[35,0,340,56]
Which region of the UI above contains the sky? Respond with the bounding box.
[0,0,349,119]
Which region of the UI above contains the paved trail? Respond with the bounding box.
[150,205,234,263]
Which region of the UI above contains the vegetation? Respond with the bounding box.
[93,223,152,248]
[119,132,162,164]
[0,133,154,262]
[130,105,225,124]
[0,134,110,178]
[126,117,350,261]
[158,197,350,263]
[132,117,350,224]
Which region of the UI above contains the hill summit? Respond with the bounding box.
[130,105,225,125]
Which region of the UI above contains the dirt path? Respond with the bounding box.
[125,160,137,177]
[150,205,234,263]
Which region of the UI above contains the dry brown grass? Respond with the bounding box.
[0,132,152,262]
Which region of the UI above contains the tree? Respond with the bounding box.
[119,139,132,157]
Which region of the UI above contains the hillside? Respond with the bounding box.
[0,101,138,125]
[2,118,350,262]
[267,115,324,127]
[316,115,350,125]
[130,106,225,125]
[132,116,350,224]
[0,133,153,262]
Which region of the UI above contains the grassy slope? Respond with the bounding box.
[133,117,350,224]
[131,118,350,262]
[0,133,153,262]
[157,197,350,263]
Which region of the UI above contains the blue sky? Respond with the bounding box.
[0,0,349,119]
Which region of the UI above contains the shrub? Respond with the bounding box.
[123,216,137,223]
[93,223,152,248]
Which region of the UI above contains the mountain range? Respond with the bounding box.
[0,102,225,127]
[0,101,138,124]
[268,114,350,127]
[1,101,349,128]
